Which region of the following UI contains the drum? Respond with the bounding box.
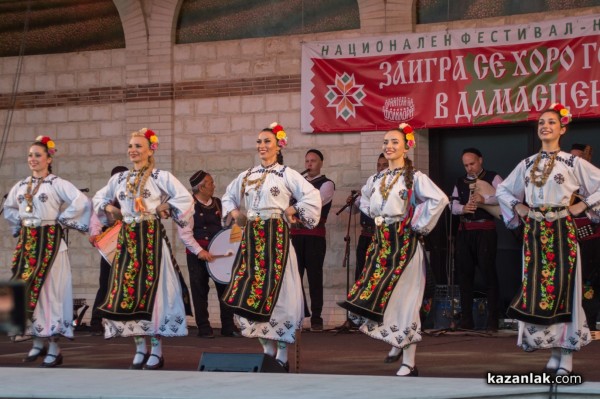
[93,221,122,264]
[206,228,242,284]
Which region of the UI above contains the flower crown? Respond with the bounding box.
[549,103,572,126]
[399,123,416,149]
[139,127,159,150]
[35,135,57,155]
[269,122,288,148]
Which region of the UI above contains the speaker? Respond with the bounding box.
[198,352,287,373]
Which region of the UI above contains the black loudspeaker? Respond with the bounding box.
[198,352,287,373]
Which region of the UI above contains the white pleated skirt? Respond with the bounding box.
[517,247,591,351]
[103,239,188,338]
[350,243,426,349]
[26,239,74,338]
[235,245,304,343]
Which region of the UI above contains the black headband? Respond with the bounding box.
[306,149,324,161]
[189,170,208,188]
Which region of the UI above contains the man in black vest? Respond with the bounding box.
[451,148,503,331]
[291,149,335,331]
[177,170,239,338]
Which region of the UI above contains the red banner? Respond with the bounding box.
[301,15,600,133]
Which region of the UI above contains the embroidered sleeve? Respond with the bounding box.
[496,160,527,229]
[54,177,92,232]
[285,169,321,229]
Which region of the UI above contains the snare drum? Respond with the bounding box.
[206,228,241,284]
[93,221,123,264]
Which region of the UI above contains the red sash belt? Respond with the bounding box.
[459,220,496,231]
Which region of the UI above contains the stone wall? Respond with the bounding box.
[0,0,597,329]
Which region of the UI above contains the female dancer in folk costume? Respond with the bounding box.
[340,124,448,376]
[496,103,600,375]
[221,122,321,371]
[4,135,91,367]
[93,128,193,370]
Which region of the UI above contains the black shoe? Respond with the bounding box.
[397,363,418,377]
[40,353,63,368]
[23,346,47,363]
[129,352,149,370]
[197,328,215,339]
[221,329,242,338]
[143,354,164,370]
[276,359,290,372]
[384,350,403,363]
[310,318,324,332]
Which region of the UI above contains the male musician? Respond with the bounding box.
[177,170,239,338]
[570,144,600,330]
[451,148,503,331]
[291,149,335,331]
[88,165,128,335]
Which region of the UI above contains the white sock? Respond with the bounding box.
[388,346,402,358]
[557,349,573,374]
[275,341,288,364]
[146,336,162,367]
[43,337,60,363]
[396,345,416,376]
[546,348,561,371]
[133,337,147,364]
[27,337,45,357]
[259,338,276,357]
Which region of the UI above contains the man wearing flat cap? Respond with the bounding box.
[177,170,240,338]
[291,149,335,331]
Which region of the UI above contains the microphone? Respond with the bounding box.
[79,188,90,193]
[300,169,309,176]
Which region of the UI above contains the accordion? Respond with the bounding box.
[574,217,600,241]
[93,221,122,264]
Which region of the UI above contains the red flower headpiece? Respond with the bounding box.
[139,127,159,150]
[269,122,288,148]
[35,135,57,155]
[399,123,415,149]
[549,103,572,126]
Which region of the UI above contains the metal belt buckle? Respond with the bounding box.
[123,216,134,224]
[22,217,41,228]
[545,211,557,222]
[374,216,384,226]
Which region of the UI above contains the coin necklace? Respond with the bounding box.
[24,176,45,213]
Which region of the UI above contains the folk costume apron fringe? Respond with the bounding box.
[507,213,577,325]
[11,224,64,317]
[223,217,290,322]
[340,221,419,323]
[98,219,163,321]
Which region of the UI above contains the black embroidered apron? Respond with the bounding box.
[507,214,577,325]
[98,219,163,321]
[222,217,290,322]
[11,224,63,317]
[339,221,419,323]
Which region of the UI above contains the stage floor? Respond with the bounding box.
[0,327,599,398]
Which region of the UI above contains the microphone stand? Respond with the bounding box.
[433,197,460,334]
[332,194,359,334]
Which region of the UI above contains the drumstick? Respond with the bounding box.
[212,250,234,259]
